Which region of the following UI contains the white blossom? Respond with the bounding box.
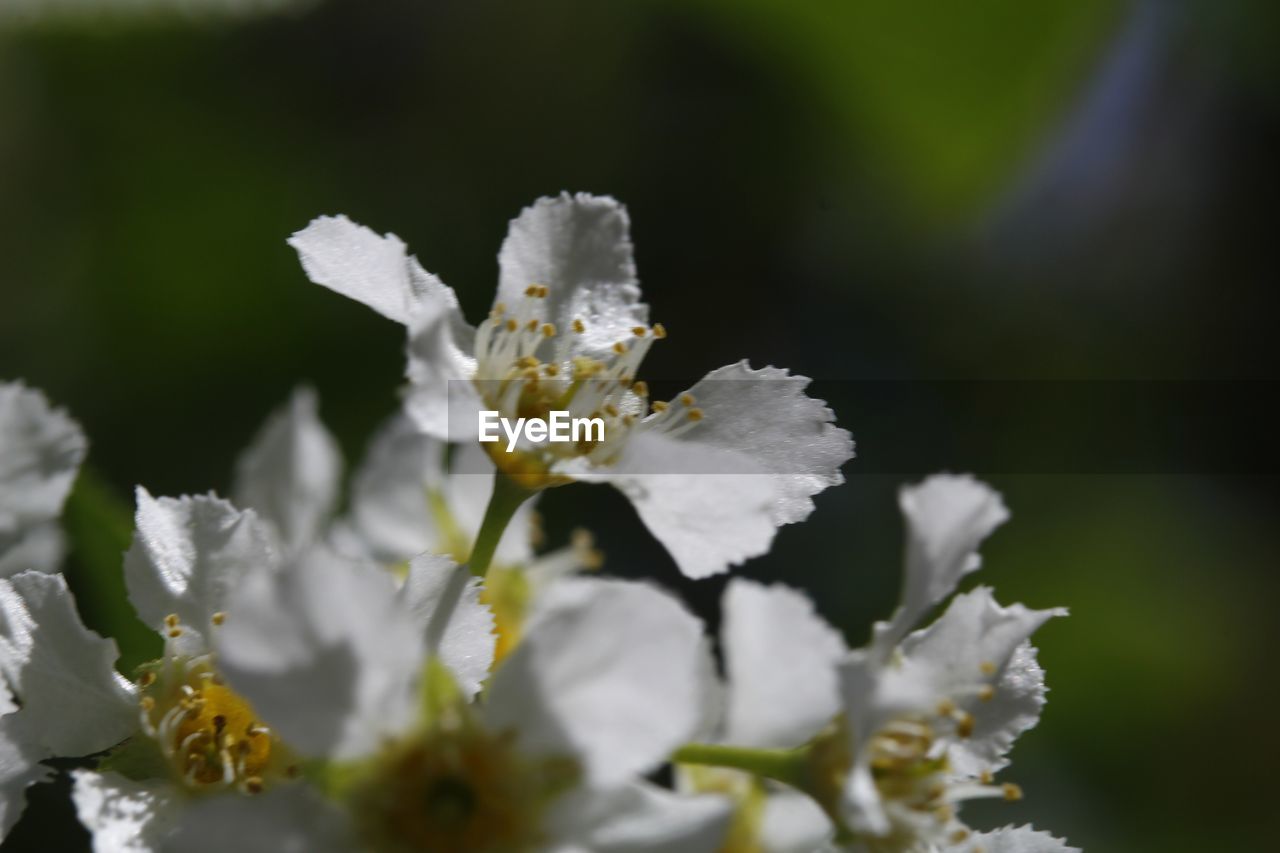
[288,194,853,578]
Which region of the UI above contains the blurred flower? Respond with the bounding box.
[0,486,488,848]
[678,475,1073,853]
[232,387,600,661]
[0,381,86,577]
[289,193,853,579]
[169,562,730,852]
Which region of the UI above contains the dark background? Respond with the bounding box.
[2,1,1278,850]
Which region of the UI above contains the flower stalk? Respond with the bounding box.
[467,471,537,578]
[671,742,809,790]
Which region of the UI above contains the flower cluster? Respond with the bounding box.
[0,193,1077,852]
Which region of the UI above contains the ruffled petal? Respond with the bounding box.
[232,387,342,555]
[405,296,483,441]
[213,547,422,761]
[483,578,709,787]
[721,580,845,748]
[399,554,495,698]
[71,770,179,853]
[288,214,457,328]
[896,587,1066,776]
[0,524,65,578]
[496,193,648,361]
[553,783,732,853]
[161,783,356,853]
[877,475,1009,650]
[664,362,853,526]
[0,382,85,574]
[958,825,1081,852]
[123,488,277,653]
[571,431,778,579]
[0,571,136,757]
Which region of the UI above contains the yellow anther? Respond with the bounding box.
[544,363,560,377]
[631,380,648,397]
[679,393,695,407]
[526,319,539,332]
[492,302,507,316]
[936,699,957,717]
[211,611,226,626]
[979,769,994,784]
[652,323,667,339]
[612,341,628,355]
[978,685,995,702]
[950,829,971,844]
[245,776,264,794]
[164,614,179,629]
[140,696,156,711]
[572,318,586,334]
[956,712,975,738]
[138,671,157,688]
[622,414,636,426]
[524,285,539,297]
[979,661,997,675]
[686,408,704,422]
[541,323,556,337]
[505,319,518,332]
[631,326,647,337]
[168,627,183,639]
[603,404,620,418]
[1002,783,1023,801]
[651,401,669,413]
[517,355,540,369]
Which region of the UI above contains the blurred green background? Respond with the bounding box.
[3,1,1278,850]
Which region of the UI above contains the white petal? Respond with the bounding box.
[0,571,136,756]
[0,523,65,577]
[484,578,709,787]
[721,580,845,748]
[897,587,1065,775]
[573,431,778,579]
[667,362,853,526]
[71,770,179,853]
[405,295,483,441]
[0,382,85,571]
[444,442,536,566]
[554,783,733,853]
[123,488,277,652]
[878,475,1010,650]
[758,789,834,853]
[496,193,648,360]
[959,825,1081,853]
[341,411,447,564]
[399,554,495,698]
[0,715,52,841]
[214,547,422,761]
[232,387,342,556]
[289,214,452,327]
[161,783,356,853]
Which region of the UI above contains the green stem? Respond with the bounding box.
[467,472,536,578]
[671,743,808,789]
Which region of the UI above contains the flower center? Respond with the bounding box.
[471,286,704,482]
[351,720,578,853]
[136,615,292,794]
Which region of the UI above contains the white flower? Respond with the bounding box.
[834,476,1067,850]
[678,476,1072,853]
[231,388,600,662]
[169,550,730,852]
[1,487,490,850]
[0,381,87,577]
[288,193,854,579]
